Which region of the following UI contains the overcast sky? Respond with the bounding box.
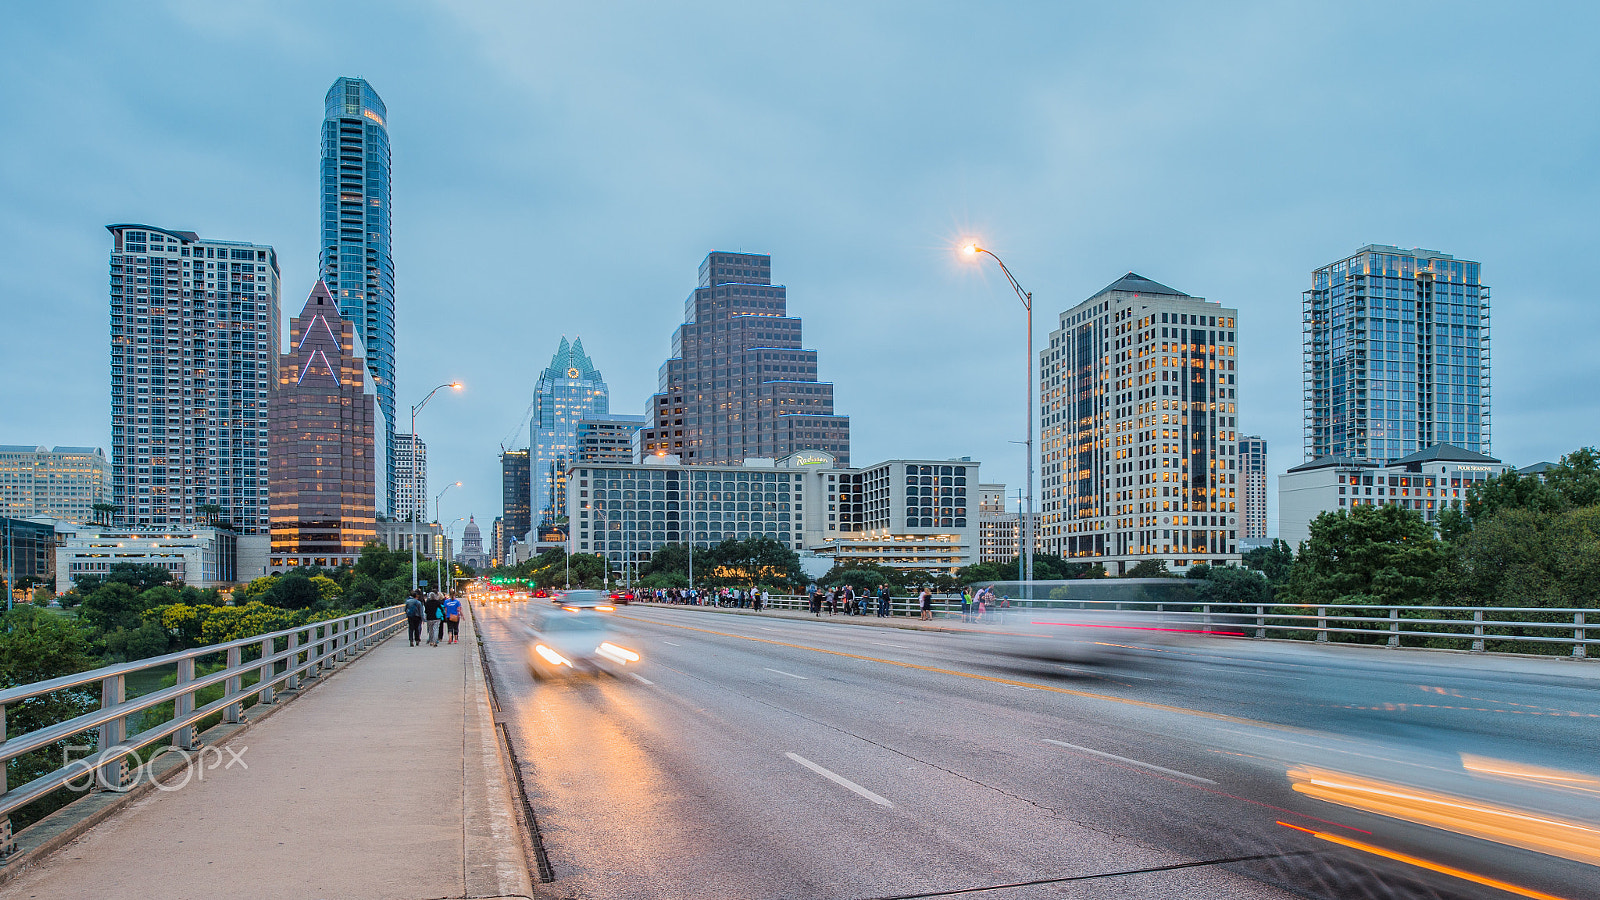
[4,1,1597,536]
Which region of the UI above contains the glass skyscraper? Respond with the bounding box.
[1303,245,1490,463]
[320,77,396,511]
[532,337,610,526]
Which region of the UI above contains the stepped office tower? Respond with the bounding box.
[320,77,396,511]
[268,281,379,568]
[1039,274,1241,574]
[639,252,849,465]
[1303,245,1489,463]
[532,337,610,525]
[107,225,280,534]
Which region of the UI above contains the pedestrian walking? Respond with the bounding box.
[877,584,890,618]
[919,587,933,622]
[959,587,972,623]
[423,592,444,646]
[809,583,822,617]
[442,594,463,644]
[405,591,424,646]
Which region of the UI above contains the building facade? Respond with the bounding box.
[457,516,489,569]
[320,77,398,513]
[394,434,426,522]
[55,527,237,593]
[2,518,58,593]
[1304,245,1490,464]
[0,446,111,524]
[531,337,610,526]
[1239,435,1268,539]
[500,448,530,556]
[107,224,279,535]
[639,251,850,465]
[568,453,979,576]
[1278,444,1507,550]
[1039,273,1241,574]
[267,281,379,571]
[576,415,645,463]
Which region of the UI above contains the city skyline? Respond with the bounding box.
[4,4,1597,535]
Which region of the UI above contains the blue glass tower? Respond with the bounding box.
[320,77,396,512]
[1304,245,1490,463]
[532,337,610,526]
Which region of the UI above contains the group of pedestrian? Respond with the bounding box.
[404,590,462,647]
[956,586,1008,623]
[651,587,767,609]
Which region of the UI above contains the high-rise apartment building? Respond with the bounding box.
[531,337,610,525]
[1304,245,1489,463]
[320,77,397,512]
[0,446,111,523]
[394,434,426,523]
[500,448,530,555]
[577,415,645,463]
[1039,273,1241,574]
[639,252,849,465]
[107,224,280,534]
[267,281,379,569]
[1239,435,1268,539]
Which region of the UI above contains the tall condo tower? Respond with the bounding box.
[1039,273,1241,574]
[531,337,610,526]
[268,281,378,568]
[320,77,396,511]
[1303,245,1489,463]
[639,251,849,465]
[107,224,280,533]
[500,448,530,556]
[1239,435,1267,539]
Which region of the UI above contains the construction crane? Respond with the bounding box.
[499,396,537,455]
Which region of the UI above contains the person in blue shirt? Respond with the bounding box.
[441,595,463,644]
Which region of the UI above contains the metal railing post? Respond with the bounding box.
[258,638,275,704]
[96,674,127,790]
[0,705,14,857]
[223,645,244,724]
[1316,606,1328,642]
[173,657,198,749]
[1255,605,1266,640]
[285,632,301,690]
[334,619,348,662]
[1387,607,1400,648]
[1473,610,1485,653]
[1575,611,1587,660]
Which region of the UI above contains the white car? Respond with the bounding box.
[524,600,639,677]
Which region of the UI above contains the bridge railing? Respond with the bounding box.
[642,593,1595,658]
[0,605,405,855]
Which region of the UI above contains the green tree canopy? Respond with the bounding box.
[1241,539,1294,586]
[1286,505,1447,607]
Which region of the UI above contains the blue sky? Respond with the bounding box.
[3,1,1596,536]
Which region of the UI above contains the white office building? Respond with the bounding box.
[394,434,427,523]
[1278,444,1507,550]
[56,527,238,592]
[1039,273,1241,574]
[0,446,112,524]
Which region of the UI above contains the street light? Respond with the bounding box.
[409,381,463,591]
[425,481,461,591]
[440,516,466,596]
[962,243,1035,586]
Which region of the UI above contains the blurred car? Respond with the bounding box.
[523,599,639,677]
[609,590,634,604]
[533,588,549,599]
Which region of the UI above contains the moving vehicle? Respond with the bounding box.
[524,593,639,677]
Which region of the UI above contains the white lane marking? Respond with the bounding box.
[754,626,777,631]
[786,753,892,806]
[662,641,681,646]
[1043,739,1216,784]
[870,641,910,649]
[630,673,654,685]
[764,667,808,679]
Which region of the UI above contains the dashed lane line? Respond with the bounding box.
[786,752,892,806]
[1043,739,1217,784]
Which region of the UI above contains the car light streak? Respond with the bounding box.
[1275,821,1573,900]
[1029,621,1247,636]
[534,644,571,666]
[1462,754,1600,795]
[1287,766,1600,866]
[595,642,640,664]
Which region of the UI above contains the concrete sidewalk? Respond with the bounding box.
[0,610,532,900]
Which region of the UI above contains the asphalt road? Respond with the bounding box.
[474,602,1600,900]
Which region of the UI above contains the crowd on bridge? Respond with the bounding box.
[404,590,463,647]
[648,586,771,609]
[633,583,1013,624]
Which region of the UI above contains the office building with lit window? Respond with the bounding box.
[531,337,611,526]
[394,434,426,523]
[639,252,849,465]
[576,414,645,463]
[267,281,379,571]
[1304,245,1490,463]
[107,224,279,534]
[500,448,530,556]
[568,452,978,577]
[321,77,397,512]
[1239,435,1268,539]
[1039,273,1241,574]
[0,446,111,524]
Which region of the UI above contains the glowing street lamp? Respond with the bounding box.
[960,242,1035,585]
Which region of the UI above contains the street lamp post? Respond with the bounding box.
[428,481,460,590]
[963,244,1035,586]
[441,516,465,596]
[409,382,463,591]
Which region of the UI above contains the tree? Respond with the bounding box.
[641,543,692,578]
[78,581,146,633]
[1241,539,1294,586]
[0,607,99,828]
[345,574,381,609]
[1286,505,1447,607]
[354,541,404,582]
[701,537,803,587]
[1451,505,1600,609]
[309,575,343,606]
[266,571,321,610]
[90,503,117,527]
[1195,565,1274,605]
[1125,559,1173,578]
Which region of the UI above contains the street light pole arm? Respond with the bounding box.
[977,248,1032,313]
